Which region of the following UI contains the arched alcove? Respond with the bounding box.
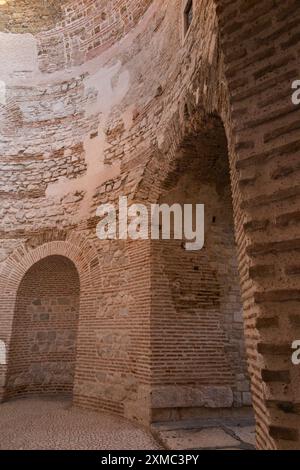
[151,115,253,420]
[5,255,80,399]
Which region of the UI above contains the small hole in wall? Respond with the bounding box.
[184,103,189,118]
[184,0,193,36]
[212,216,216,223]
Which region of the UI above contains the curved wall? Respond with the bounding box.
[0,0,161,235]
[0,0,299,450]
[0,0,153,71]
[150,117,250,418]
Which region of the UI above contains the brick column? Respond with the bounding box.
[216,0,300,449]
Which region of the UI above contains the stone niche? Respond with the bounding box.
[150,118,251,420]
[5,255,80,399]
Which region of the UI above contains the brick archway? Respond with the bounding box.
[0,235,100,401]
[148,112,252,419]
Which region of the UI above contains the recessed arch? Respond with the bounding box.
[150,112,253,420]
[0,237,100,402]
[5,255,80,399]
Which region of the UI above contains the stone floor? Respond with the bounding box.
[152,417,256,450]
[0,398,161,450]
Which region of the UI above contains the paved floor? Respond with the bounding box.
[153,417,256,450]
[0,398,161,450]
[0,398,256,451]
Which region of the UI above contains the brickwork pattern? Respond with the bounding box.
[215,0,300,449]
[0,0,299,450]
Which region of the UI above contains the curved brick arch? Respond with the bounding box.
[133,0,300,449]
[0,237,99,299]
[0,236,100,401]
[148,110,253,415]
[131,6,258,443]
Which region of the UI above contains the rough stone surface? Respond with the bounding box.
[152,386,234,409]
[158,428,241,450]
[153,417,256,450]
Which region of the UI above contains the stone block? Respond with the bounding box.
[152,385,234,409]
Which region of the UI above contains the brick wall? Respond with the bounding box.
[0,0,299,450]
[215,0,300,450]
